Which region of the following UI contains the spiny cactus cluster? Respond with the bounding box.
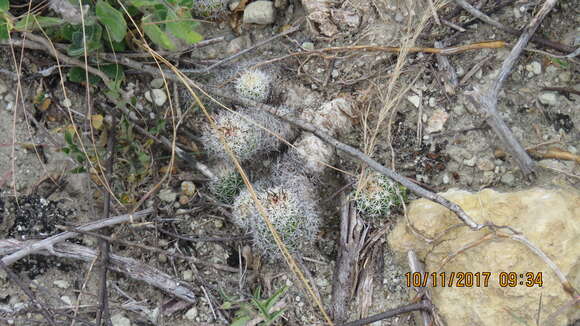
[191,0,229,18]
[235,69,272,103]
[352,172,407,219]
[200,107,293,162]
[232,175,320,259]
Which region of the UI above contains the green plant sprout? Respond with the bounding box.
[220,286,288,326]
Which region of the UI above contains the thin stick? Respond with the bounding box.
[466,0,560,177]
[183,25,300,73]
[452,0,574,53]
[0,208,154,267]
[338,301,431,326]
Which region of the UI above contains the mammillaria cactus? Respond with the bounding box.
[200,107,293,162]
[352,172,407,219]
[232,175,320,259]
[235,69,273,103]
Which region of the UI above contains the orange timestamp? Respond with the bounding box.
[405,272,543,288]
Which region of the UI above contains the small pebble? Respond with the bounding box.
[185,307,198,321]
[111,314,131,326]
[181,181,196,196]
[243,1,275,24]
[477,158,495,171]
[158,188,177,202]
[53,280,70,289]
[501,172,515,186]
[301,42,315,51]
[538,92,558,106]
[407,95,421,108]
[61,296,73,306]
[182,270,193,281]
[525,61,542,75]
[150,78,165,89]
[463,156,477,167]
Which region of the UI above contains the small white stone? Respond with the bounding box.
[150,78,165,89]
[407,95,421,108]
[428,97,436,107]
[525,61,542,75]
[538,92,558,106]
[111,314,131,326]
[144,90,152,103]
[301,42,315,51]
[559,71,571,82]
[425,109,449,133]
[182,270,193,281]
[229,0,240,11]
[61,296,73,306]
[185,307,198,321]
[53,280,70,289]
[243,1,275,24]
[158,188,177,202]
[463,156,477,167]
[150,89,167,106]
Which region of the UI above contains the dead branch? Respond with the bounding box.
[452,0,575,54]
[331,198,368,324]
[466,0,561,177]
[0,240,198,303]
[338,301,432,326]
[0,208,154,267]
[407,251,433,326]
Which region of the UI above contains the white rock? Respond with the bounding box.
[463,156,477,167]
[151,89,167,106]
[227,35,251,54]
[538,92,558,106]
[53,280,70,289]
[158,188,177,202]
[243,1,275,24]
[558,71,571,82]
[150,78,165,89]
[407,95,421,108]
[111,314,131,326]
[62,98,72,109]
[185,307,198,321]
[425,109,449,133]
[525,61,542,75]
[229,0,240,11]
[301,41,315,51]
[182,270,193,281]
[61,296,73,306]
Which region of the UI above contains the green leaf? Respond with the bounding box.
[141,15,175,50]
[64,130,74,146]
[96,0,127,43]
[67,23,103,57]
[14,15,64,31]
[100,64,125,82]
[129,0,159,7]
[0,0,8,12]
[230,316,252,326]
[166,10,202,44]
[68,66,101,84]
[0,18,9,40]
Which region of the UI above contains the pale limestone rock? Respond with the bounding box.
[388,188,580,326]
[425,109,449,133]
[243,1,275,24]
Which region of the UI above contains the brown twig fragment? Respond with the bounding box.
[337,301,432,326]
[331,198,368,324]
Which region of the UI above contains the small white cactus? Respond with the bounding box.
[353,172,407,219]
[232,175,320,259]
[201,107,295,163]
[235,69,272,103]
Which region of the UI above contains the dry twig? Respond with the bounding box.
[466,0,561,177]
